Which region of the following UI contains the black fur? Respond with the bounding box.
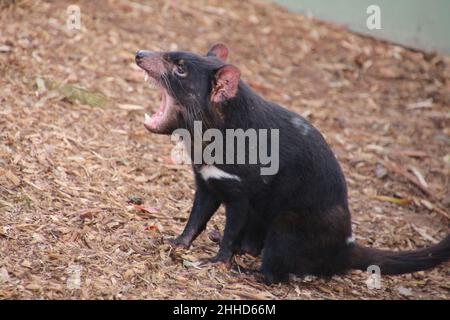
[136,46,450,284]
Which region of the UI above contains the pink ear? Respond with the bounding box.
[207,43,229,62]
[211,65,241,103]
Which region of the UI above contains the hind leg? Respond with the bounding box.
[261,207,353,284]
[260,215,300,284]
[260,212,318,284]
[260,252,290,285]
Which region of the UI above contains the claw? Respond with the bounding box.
[167,237,190,249]
[199,255,232,270]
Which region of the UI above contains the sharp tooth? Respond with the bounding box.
[144,113,151,123]
[144,73,149,82]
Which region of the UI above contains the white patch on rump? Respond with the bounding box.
[346,236,355,245]
[199,165,241,182]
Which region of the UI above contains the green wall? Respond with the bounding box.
[273,0,450,54]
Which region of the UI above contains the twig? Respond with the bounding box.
[379,159,432,197]
[379,159,450,221]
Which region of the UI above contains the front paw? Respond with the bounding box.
[168,236,191,249]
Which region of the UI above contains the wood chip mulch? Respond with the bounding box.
[0,0,449,299]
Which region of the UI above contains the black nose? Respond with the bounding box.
[135,50,147,61]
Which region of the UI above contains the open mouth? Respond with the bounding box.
[141,71,177,134]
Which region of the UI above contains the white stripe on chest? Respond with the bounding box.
[198,165,241,182]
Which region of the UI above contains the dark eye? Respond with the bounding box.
[174,61,187,77]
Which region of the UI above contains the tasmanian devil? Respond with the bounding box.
[135,44,450,284]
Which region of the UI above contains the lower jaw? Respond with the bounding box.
[144,125,170,135]
[143,118,169,134]
[144,110,179,135]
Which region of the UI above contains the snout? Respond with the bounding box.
[135,50,166,76]
[135,50,151,63]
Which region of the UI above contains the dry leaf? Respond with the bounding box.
[1,0,448,301]
[133,204,160,215]
[373,195,412,206]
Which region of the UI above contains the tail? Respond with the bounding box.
[350,235,450,275]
